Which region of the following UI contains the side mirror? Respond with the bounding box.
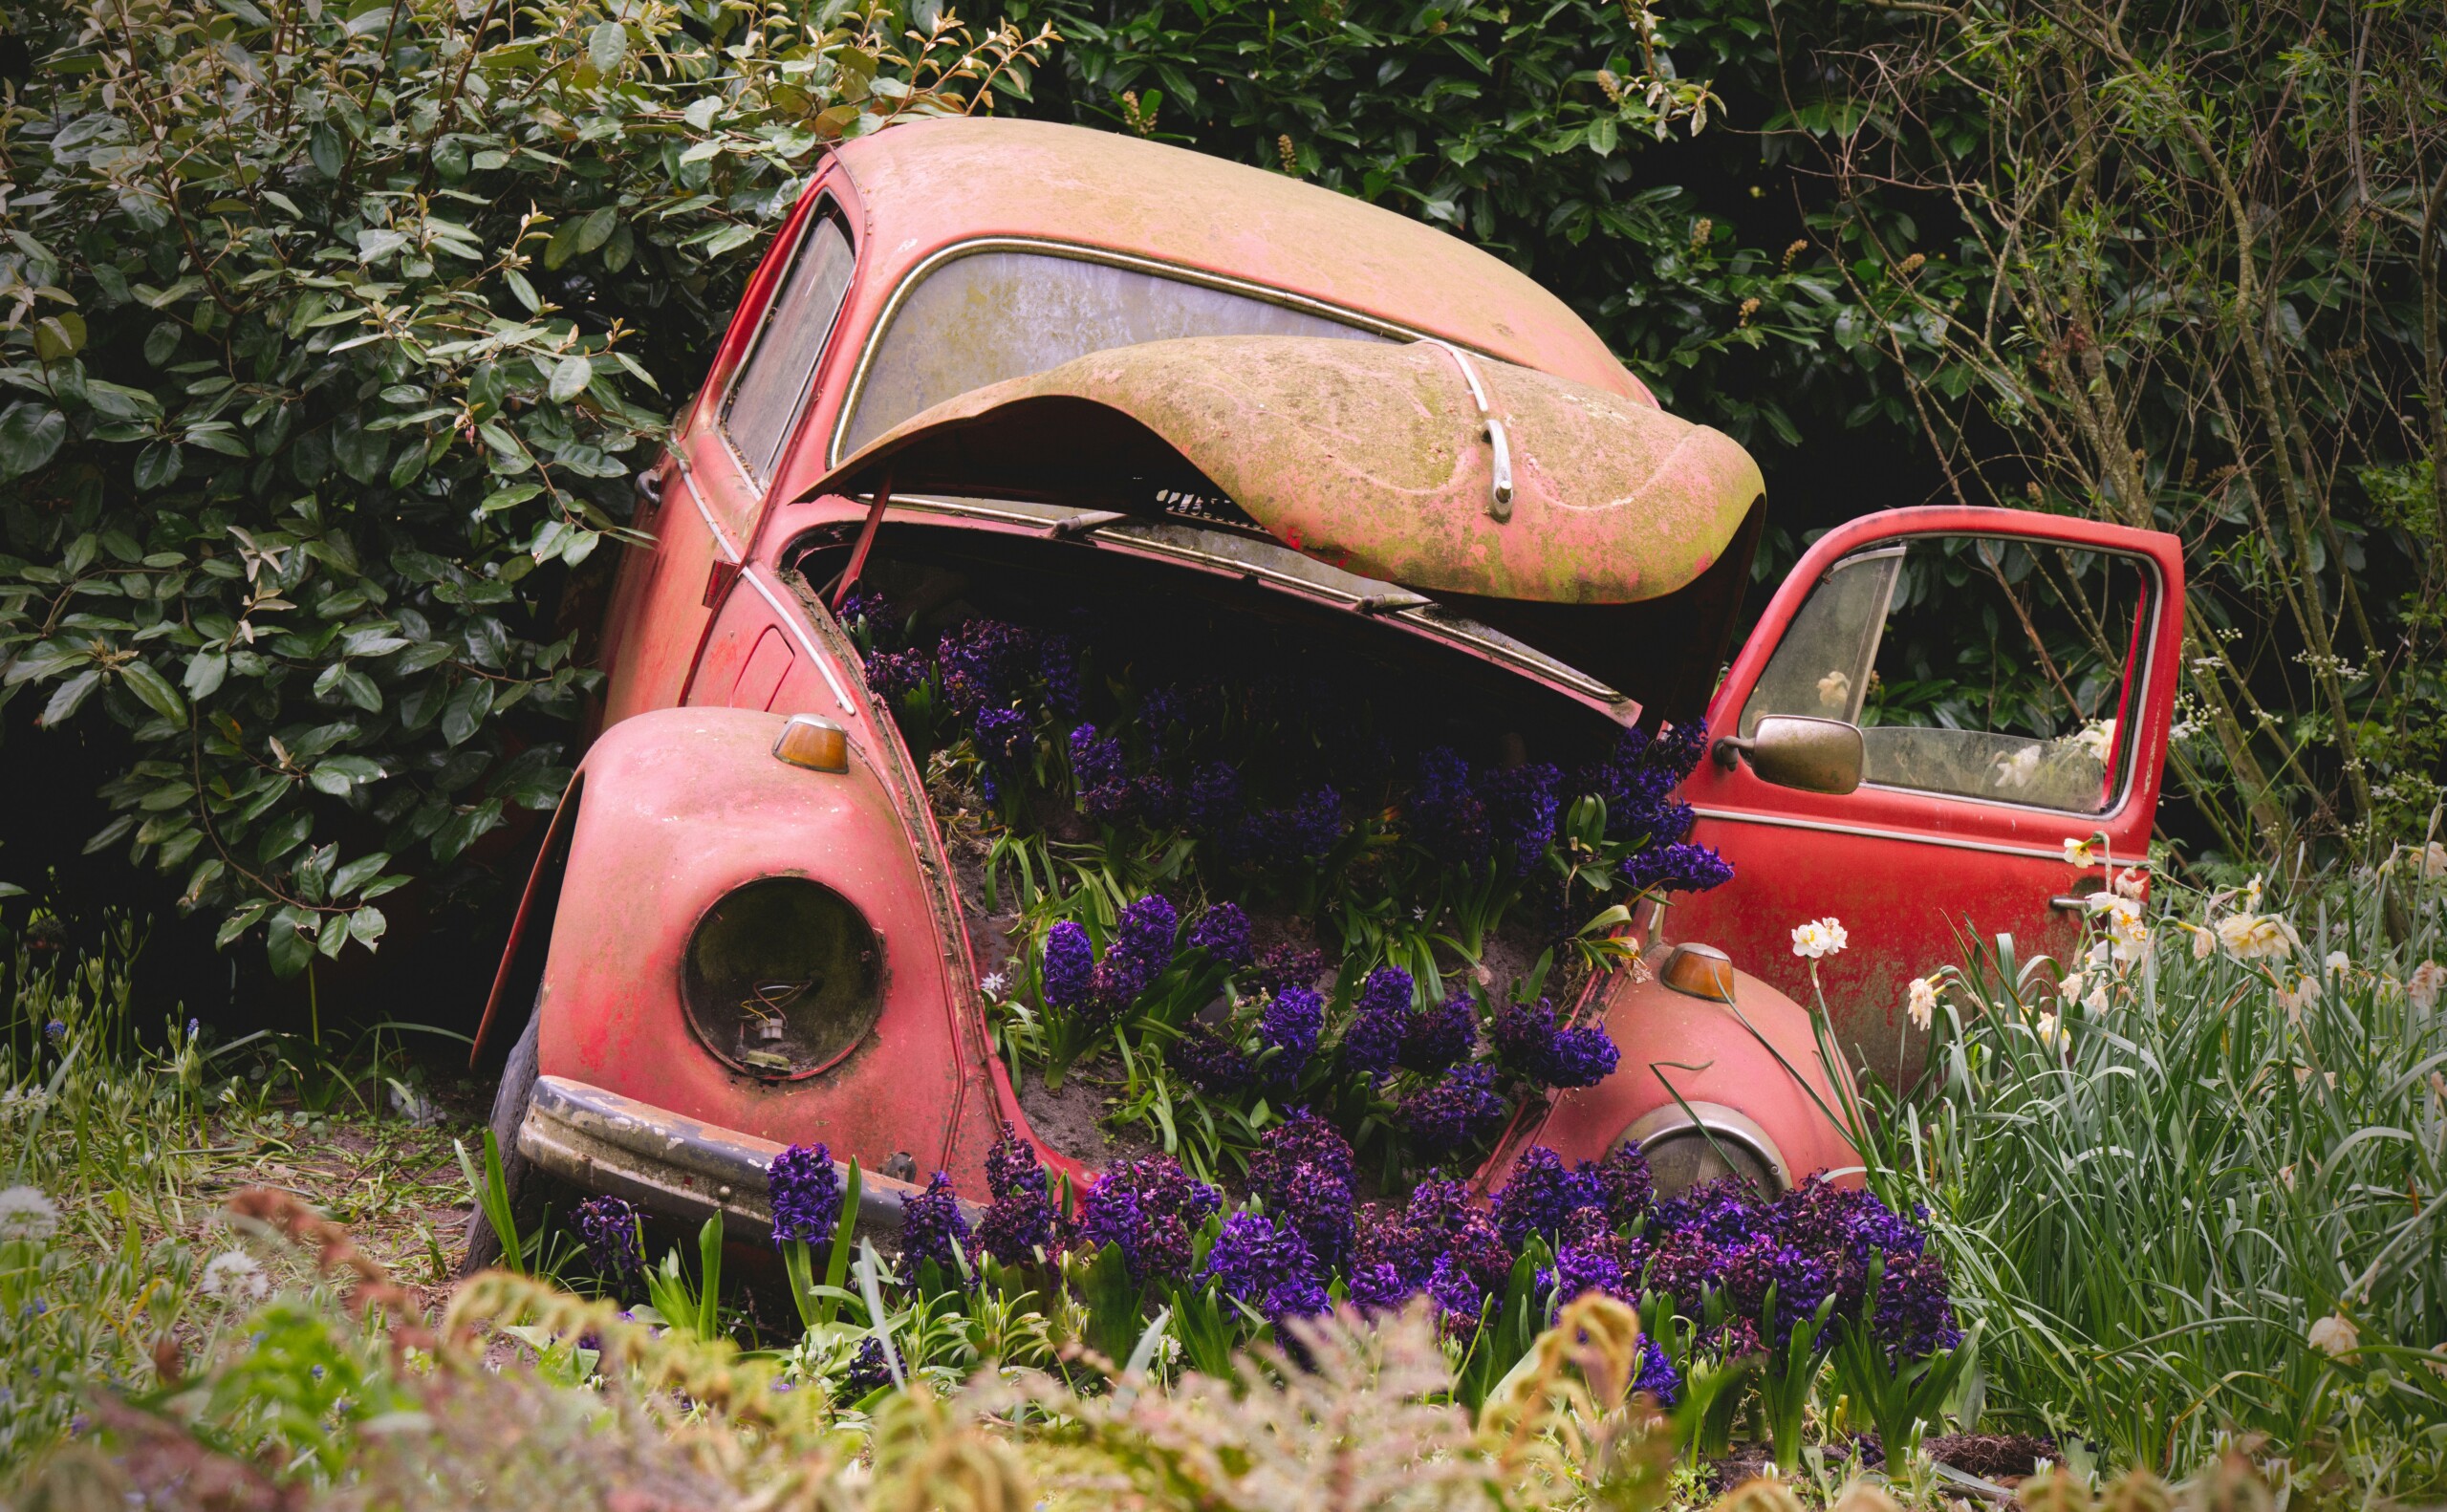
[1712,715,1864,795]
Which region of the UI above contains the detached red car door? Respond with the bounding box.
[1667,507,2185,1087]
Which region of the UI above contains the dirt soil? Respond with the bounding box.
[1925,1433,2063,1481]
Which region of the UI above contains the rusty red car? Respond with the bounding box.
[464,117,2184,1264]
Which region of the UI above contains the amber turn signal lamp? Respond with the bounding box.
[772,714,849,773]
[1659,941,1736,1002]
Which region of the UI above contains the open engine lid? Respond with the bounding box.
[799,335,1764,605]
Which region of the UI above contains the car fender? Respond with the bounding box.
[495,704,1000,1183]
[1504,949,1861,1195]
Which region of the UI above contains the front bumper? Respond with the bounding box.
[518,1075,968,1243]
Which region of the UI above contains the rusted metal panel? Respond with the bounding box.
[530,705,998,1193]
[1513,958,1862,1192]
[810,336,1764,605]
[826,119,1648,407]
[518,1074,978,1243]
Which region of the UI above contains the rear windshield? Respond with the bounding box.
[835,248,1392,458]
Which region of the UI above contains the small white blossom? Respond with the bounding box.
[2063,835,2101,868]
[0,1186,58,1242]
[2059,970,2085,1004]
[1907,976,1938,1032]
[2424,843,2447,880]
[2070,718,2117,765]
[2274,973,2321,1020]
[2113,867,2150,899]
[2411,961,2446,1012]
[2277,1163,2296,1191]
[2242,873,2266,911]
[2034,1011,2067,1051]
[1790,918,1849,960]
[978,971,1009,1001]
[2324,950,2351,979]
[2307,1314,2359,1358]
[1816,669,1851,708]
[201,1249,269,1302]
[1992,745,2040,789]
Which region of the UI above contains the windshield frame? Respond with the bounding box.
[823,237,1449,468]
[851,493,1643,725]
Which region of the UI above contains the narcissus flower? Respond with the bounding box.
[2215,911,2299,961]
[2034,1011,2067,1051]
[2063,835,2102,867]
[2307,1313,2359,1357]
[1907,976,1938,1031]
[2410,961,2446,1011]
[1790,918,1849,959]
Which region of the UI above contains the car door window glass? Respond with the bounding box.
[723,210,855,486]
[1742,536,2150,813]
[837,249,1392,458]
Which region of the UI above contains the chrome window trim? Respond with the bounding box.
[740,563,853,714]
[1618,1101,1790,1194]
[1688,806,2099,864]
[717,200,856,492]
[825,237,1450,467]
[1764,534,2166,822]
[674,451,743,564]
[864,493,1635,716]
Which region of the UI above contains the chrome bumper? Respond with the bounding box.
[518,1075,964,1243]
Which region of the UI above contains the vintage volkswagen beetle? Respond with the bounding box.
[466,118,2184,1264]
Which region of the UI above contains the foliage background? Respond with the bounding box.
[0,0,2439,1002]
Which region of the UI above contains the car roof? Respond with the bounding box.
[827,118,1651,405]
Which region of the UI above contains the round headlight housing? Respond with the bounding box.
[682,877,883,1079]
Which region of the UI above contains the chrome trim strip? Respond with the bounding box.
[868,493,1630,709]
[1619,1100,1790,1193]
[826,237,1446,466]
[1689,804,2076,862]
[676,454,743,565]
[716,202,855,492]
[518,1074,975,1242]
[741,564,854,713]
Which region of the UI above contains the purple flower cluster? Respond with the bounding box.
[1250,943,1327,998]
[1039,897,1181,1029]
[1245,1112,1358,1267]
[575,1194,644,1281]
[1343,965,1415,1077]
[1186,902,1252,967]
[1396,1063,1509,1163]
[1408,747,1491,865]
[1635,1337,1681,1405]
[1492,1144,1657,1251]
[900,1171,972,1271]
[1200,1211,1329,1323]
[1070,724,1135,823]
[862,648,931,699]
[1481,761,1564,876]
[976,1123,1061,1264]
[1231,786,1346,869]
[1351,1177,1514,1328]
[840,1337,894,1397]
[1635,1174,1960,1360]
[1258,985,1325,1083]
[1580,724,1732,896]
[1400,990,1479,1074]
[1622,841,1737,894]
[768,1142,844,1248]
[1077,1155,1224,1286]
[1490,998,1621,1089]
[1170,1026,1254,1092]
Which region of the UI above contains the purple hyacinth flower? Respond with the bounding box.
[1251,943,1327,997]
[1077,1156,1223,1287]
[1200,1210,1321,1320]
[1623,839,1736,895]
[970,705,1032,765]
[1089,894,1179,1018]
[1042,921,1095,1012]
[1400,989,1479,1074]
[1343,965,1414,1077]
[840,1336,894,1396]
[1643,1226,1725,1313]
[575,1194,644,1280]
[1655,1175,1765,1246]
[768,1142,843,1248]
[1545,1024,1620,1088]
[862,647,931,698]
[1873,1247,1962,1361]
[1259,985,1325,1083]
[977,1123,1060,1264]
[1481,761,1563,875]
[1170,1027,1254,1092]
[1410,746,1491,865]
[1187,902,1253,967]
[1347,1261,1415,1312]
[1493,1146,1608,1251]
[1070,724,1137,823]
[1426,1251,1488,1336]
[1397,1063,1508,1164]
[899,1171,971,1272]
[1591,1141,1656,1229]
[1634,1336,1681,1405]
[1186,762,1245,833]
[1548,1240,1627,1307]
[1246,1110,1358,1267]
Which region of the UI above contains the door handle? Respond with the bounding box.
[2048,895,2090,914]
